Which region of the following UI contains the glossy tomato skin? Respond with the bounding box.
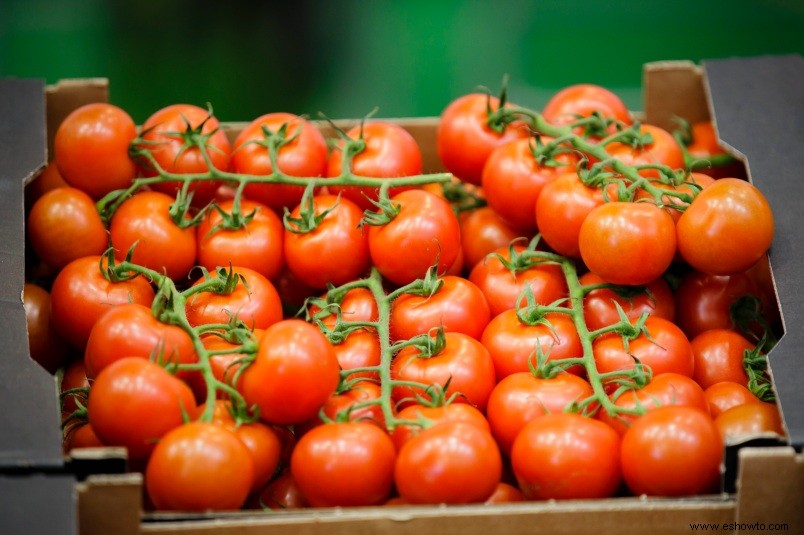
[579,202,676,286]
[635,172,716,224]
[368,189,461,286]
[210,416,282,494]
[197,199,285,281]
[542,84,632,128]
[54,103,138,200]
[255,470,308,510]
[330,328,381,381]
[677,178,774,275]
[690,329,753,389]
[459,207,523,272]
[621,406,722,496]
[63,422,104,452]
[146,422,254,511]
[512,413,622,500]
[327,122,422,210]
[437,93,529,186]
[389,403,490,452]
[704,381,761,418]
[233,112,328,213]
[109,191,197,282]
[714,402,784,441]
[239,320,340,425]
[297,381,386,435]
[291,422,396,507]
[606,124,685,178]
[23,283,69,374]
[581,272,675,331]
[395,421,502,504]
[485,482,526,504]
[60,359,90,421]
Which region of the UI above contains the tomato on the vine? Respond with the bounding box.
[459,207,523,272]
[389,403,490,452]
[704,381,761,418]
[331,328,381,381]
[690,329,754,389]
[606,124,685,178]
[714,402,784,440]
[297,381,386,435]
[542,83,632,129]
[23,283,69,374]
[580,272,675,331]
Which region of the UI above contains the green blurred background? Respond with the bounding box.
[2,0,803,123]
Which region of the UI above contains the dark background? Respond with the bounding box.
[2,0,803,123]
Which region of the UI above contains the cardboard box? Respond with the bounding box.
[2,55,803,534]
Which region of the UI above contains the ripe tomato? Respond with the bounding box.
[481,309,583,380]
[485,482,525,504]
[390,275,490,342]
[137,104,231,207]
[367,189,461,286]
[284,194,371,289]
[459,207,523,272]
[23,283,69,374]
[232,112,328,213]
[512,413,622,500]
[542,83,632,128]
[298,381,386,435]
[60,359,90,421]
[389,403,490,452]
[635,172,715,224]
[579,202,676,286]
[327,121,422,210]
[196,199,284,281]
[677,178,774,275]
[714,402,784,441]
[395,421,502,504]
[307,287,379,327]
[239,320,340,425]
[63,422,104,452]
[621,406,722,496]
[109,191,197,282]
[54,103,137,200]
[690,329,753,389]
[146,422,254,511]
[704,381,761,418]
[392,331,496,412]
[211,416,282,493]
[437,93,529,185]
[605,124,685,178]
[331,328,381,381]
[88,357,197,461]
[581,272,675,331]
[50,255,156,349]
[27,187,108,269]
[487,372,595,455]
[291,422,396,507]
[686,122,743,179]
[25,162,69,209]
[199,332,262,393]
[255,470,308,510]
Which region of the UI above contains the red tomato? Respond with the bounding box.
[50,255,156,350]
[109,191,198,282]
[481,309,583,380]
[704,381,761,419]
[64,422,104,452]
[284,194,371,289]
[677,178,774,275]
[542,84,632,128]
[437,93,529,185]
[621,406,722,496]
[367,189,461,286]
[327,121,422,210]
[581,272,675,331]
[395,421,502,504]
[146,422,254,511]
[690,329,754,389]
[685,122,744,179]
[459,207,523,272]
[487,372,595,455]
[60,359,90,421]
[88,357,197,461]
[298,381,386,434]
[390,275,491,342]
[512,413,622,500]
[54,103,137,200]
[332,328,381,381]
[635,172,715,224]
[255,470,308,510]
[392,331,496,412]
[291,422,396,507]
[606,124,685,178]
[25,162,69,209]
[233,112,328,213]
[137,104,231,207]
[390,403,490,452]
[214,419,282,493]
[579,202,676,286]
[239,320,340,425]
[485,482,525,504]
[200,333,261,392]
[23,283,69,374]
[308,287,379,327]
[27,187,108,269]
[714,402,784,441]
[196,199,285,281]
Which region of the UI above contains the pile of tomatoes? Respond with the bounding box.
[23,81,784,512]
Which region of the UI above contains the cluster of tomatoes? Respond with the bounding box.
[23,81,784,513]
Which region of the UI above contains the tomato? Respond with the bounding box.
[146,422,253,511]
[64,422,104,452]
[23,283,69,374]
[437,93,529,185]
[542,83,632,129]
[54,103,137,200]
[298,381,386,435]
[459,207,523,272]
[579,202,676,286]
[199,332,261,394]
[685,122,744,179]
[331,328,381,381]
[392,331,496,412]
[88,357,196,461]
[27,187,108,269]
[487,372,595,455]
[704,381,761,419]
[50,255,155,349]
[390,275,490,342]
[635,172,715,224]
[214,418,282,493]
[185,267,282,330]
[469,244,568,317]
[367,189,461,286]
[581,272,675,331]
[606,124,685,178]
[714,402,784,441]
[308,287,379,327]
[481,309,583,380]
[677,178,774,275]
[327,121,422,210]
[291,422,396,507]
[272,267,317,315]
[284,194,371,289]
[485,482,525,504]
[109,191,198,282]
[512,413,622,500]
[239,319,340,425]
[255,470,308,510]
[389,402,490,452]
[232,112,328,213]
[482,137,575,231]
[621,406,722,496]
[137,104,231,207]
[25,162,69,209]
[690,329,753,390]
[60,359,90,421]
[395,421,502,504]
[593,316,694,382]
[197,198,285,281]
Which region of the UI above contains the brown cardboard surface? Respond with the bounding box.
[734,448,803,532]
[642,60,710,131]
[77,473,143,535]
